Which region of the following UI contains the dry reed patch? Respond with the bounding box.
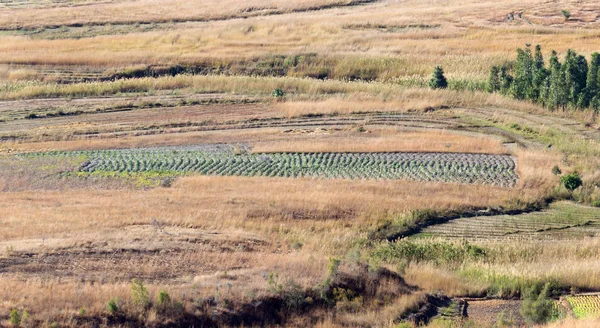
[404,264,489,297]
[253,128,508,154]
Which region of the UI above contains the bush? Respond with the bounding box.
[107,298,120,314]
[272,88,286,99]
[593,200,600,207]
[561,10,571,21]
[520,282,558,325]
[131,278,151,311]
[552,165,562,176]
[561,172,583,192]
[157,291,171,307]
[371,240,487,266]
[9,309,21,327]
[333,288,363,313]
[428,66,448,89]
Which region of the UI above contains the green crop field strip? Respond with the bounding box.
[417,202,600,240]
[567,295,600,318]
[20,145,519,186]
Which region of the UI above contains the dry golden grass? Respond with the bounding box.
[1,0,600,78]
[545,318,600,328]
[404,264,489,297]
[6,69,39,81]
[0,175,531,242]
[0,171,534,324]
[0,0,367,29]
[253,129,509,155]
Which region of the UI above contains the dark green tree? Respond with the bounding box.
[563,49,588,108]
[487,65,501,93]
[532,45,548,101]
[511,46,534,99]
[579,52,600,108]
[499,65,513,95]
[547,50,568,110]
[428,66,448,89]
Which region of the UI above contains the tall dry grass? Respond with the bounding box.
[1,0,600,77]
[252,129,509,155]
[0,0,370,29]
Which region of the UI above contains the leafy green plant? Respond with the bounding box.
[157,291,171,307]
[333,288,363,312]
[9,309,21,327]
[552,165,562,176]
[314,257,342,301]
[561,10,571,21]
[520,282,559,325]
[272,88,286,99]
[561,172,583,192]
[267,272,283,294]
[107,298,120,314]
[428,66,448,89]
[131,278,151,311]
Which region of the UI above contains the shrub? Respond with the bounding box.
[20,310,29,325]
[333,288,363,312]
[428,66,448,89]
[157,291,171,307]
[156,290,170,312]
[78,307,86,316]
[561,10,571,21]
[520,282,558,325]
[314,258,342,301]
[593,200,600,207]
[9,309,21,327]
[272,88,286,99]
[267,272,283,294]
[107,298,120,314]
[371,240,487,266]
[552,165,562,176]
[561,172,583,192]
[131,278,151,311]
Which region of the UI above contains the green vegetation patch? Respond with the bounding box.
[566,295,600,318]
[417,202,600,240]
[21,145,519,186]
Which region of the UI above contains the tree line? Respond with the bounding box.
[488,44,600,112]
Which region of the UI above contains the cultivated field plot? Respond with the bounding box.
[566,295,600,319]
[21,145,519,186]
[418,202,600,240]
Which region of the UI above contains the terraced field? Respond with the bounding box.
[418,202,600,240]
[566,295,600,318]
[21,145,519,186]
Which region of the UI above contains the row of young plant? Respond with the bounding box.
[22,149,518,186]
[488,44,600,111]
[566,295,600,318]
